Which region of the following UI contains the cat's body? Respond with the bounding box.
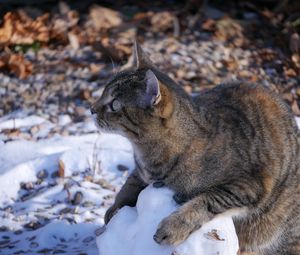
[92,43,300,255]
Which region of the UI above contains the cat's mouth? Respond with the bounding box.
[92,113,109,130]
[91,112,137,138]
[92,113,122,135]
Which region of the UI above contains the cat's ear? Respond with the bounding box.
[133,41,155,69]
[145,70,161,106]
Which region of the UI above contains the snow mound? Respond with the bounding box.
[97,185,239,255]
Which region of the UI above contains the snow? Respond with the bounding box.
[0,115,47,131]
[0,133,134,205]
[97,185,239,255]
[58,114,72,126]
[0,114,134,254]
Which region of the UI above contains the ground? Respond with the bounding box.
[0,1,299,254]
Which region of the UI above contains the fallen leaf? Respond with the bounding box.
[284,68,297,77]
[58,159,65,178]
[0,11,50,46]
[0,53,33,79]
[205,229,225,241]
[90,5,122,31]
[51,9,79,43]
[292,53,300,68]
[68,32,79,50]
[150,11,174,33]
[202,19,216,31]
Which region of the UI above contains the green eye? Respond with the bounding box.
[111,99,121,112]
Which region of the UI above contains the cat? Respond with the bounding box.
[91,42,300,255]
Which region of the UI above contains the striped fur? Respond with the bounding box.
[92,45,300,254]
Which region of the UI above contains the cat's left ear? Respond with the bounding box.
[144,70,161,106]
[133,41,155,69]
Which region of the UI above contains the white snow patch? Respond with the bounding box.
[58,114,72,126]
[97,185,239,255]
[0,133,134,205]
[0,115,47,131]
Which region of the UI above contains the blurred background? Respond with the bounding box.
[0,0,299,128]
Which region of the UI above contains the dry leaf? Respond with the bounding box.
[215,17,244,44]
[0,53,33,79]
[202,19,216,31]
[84,175,93,182]
[90,5,122,31]
[284,68,297,77]
[0,11,50,45]
[291,53,300,68]
[51,9,79,43]
[3,128,21,137]
[9,54,33,79]
[68,32,79,50]
[150,11,174,33]
[58,159,65,178]
[205,229,225,241]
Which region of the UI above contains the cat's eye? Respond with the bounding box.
[111,99,121,112]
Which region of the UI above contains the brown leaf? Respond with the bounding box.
[3,128,21,137]
[284,68,297,77]
[215,17,244,44]
[202,19,216,31]
[0,53,33,79]
[58,159,65,178]
[205,229,225,241]
[9,54,33,79]
[84,175,93,182]
[0,11,50,46]
[291,53,300,68]
[51,9,79,43]
[150,11,174,33]
[90,5,122,31]
[0,13,13,44]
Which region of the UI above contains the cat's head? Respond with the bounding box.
[91,42,175,138]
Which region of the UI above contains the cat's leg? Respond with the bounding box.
[153,195,210,245]
[104,170,147,224]
[153,183,261,245]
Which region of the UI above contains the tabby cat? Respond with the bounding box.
[91,42,300,255]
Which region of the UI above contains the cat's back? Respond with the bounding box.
[194,81,299,142]
[194,81,300,187]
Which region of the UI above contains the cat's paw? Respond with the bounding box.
[173,193,187,204]
[153,214,192,245]
[104,205,119,224]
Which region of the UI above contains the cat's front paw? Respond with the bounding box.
[153,213,192,245]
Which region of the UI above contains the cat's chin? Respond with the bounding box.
[91,114,135,139]
[94,122,126,137]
